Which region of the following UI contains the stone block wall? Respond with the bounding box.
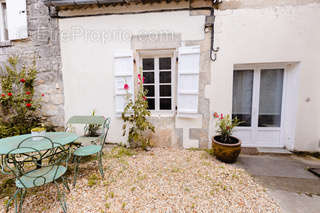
[0,0,64,127]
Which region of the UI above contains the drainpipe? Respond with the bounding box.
[207,0,222,62]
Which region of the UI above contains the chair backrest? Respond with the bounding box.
[65,116,106,134]
[3,136,70,188]
[100,117,111,148]
[66,116,105,125]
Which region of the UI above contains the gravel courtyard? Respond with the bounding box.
[2,147,280,213]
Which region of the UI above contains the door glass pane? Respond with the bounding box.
[232,70,254,127]
[142,58,154,70]
[146,98,155,110]
[143,85,154,97]
[258,69,284,127]
[160,71,171,83]
[143,72,154,83]
[160,98,171,110]
[160,85,171,97]
[159,57,171,70]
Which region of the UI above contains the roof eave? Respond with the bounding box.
[43,0,127,7]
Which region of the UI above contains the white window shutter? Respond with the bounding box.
[177,46,200,115]
[113,50,134,113]
[6,0,28,40]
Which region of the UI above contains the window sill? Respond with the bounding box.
[176,113,202,119]
[0,40,12,47]
[149,113,175,118]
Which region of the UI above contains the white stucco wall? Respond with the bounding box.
[208,3,320,151]
[59,11,205,144]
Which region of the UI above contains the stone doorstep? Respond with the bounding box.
[256,147,292,155]
[241,147,292,155]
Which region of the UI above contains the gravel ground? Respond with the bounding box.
[1,147,281,213]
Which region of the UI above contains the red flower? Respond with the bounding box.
[143,96,147,101]
[24,99,27,101]
[142,77,145,83]
[220,113,223,119]
[138,74,141,80]
[26,103,32,108]
[20,78,26,83]
[124,84,129,90]
[26,91,31,95]
[41,93,45,97]
[1,93,5,98]
[213,112,219,118]
[7,93,12,97]
[226,126,230,130]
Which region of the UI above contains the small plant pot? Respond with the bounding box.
[31,128,46,141]
[212,135,241,163]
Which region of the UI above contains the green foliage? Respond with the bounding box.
[87,174,99,187]
[213,112,242,143]
[0,56,45,138]
[122,69,155,150]
[111,146,135,158]
[0,177,15,199]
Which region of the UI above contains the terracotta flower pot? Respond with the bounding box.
[212,135,241,163]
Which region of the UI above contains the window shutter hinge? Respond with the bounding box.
[176,57,178,62]
[175,106,178,111]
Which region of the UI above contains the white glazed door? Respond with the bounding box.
[232,66,285,147]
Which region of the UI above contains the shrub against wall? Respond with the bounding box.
[0,56,45,138]
[122,70,155,150]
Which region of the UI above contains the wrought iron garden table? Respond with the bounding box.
[0,132,78,169]
[0,132,78,213]
[0,132,78,155]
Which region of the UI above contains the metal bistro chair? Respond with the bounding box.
[2,136,71,213]
[65,116,106,147]
[72,117,111,186]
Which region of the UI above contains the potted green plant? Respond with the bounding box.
[85,110,101,137]
[212,112,242,163]
[31,127,46,140]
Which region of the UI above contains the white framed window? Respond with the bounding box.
[0,0,8,42]
[139,51,176,113]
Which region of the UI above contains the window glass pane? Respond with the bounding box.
[143,72,154,84]
[147,98,155,110]
[160,71,171,83]
[160,98,171,110]
[143,58,154,70]
[160,85,171,97]
[143,85,154,97]
[232,70,254,127]
[159,57,171,70]
[258,69,284,127]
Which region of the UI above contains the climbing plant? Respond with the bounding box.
[0,56,45,138]
[122,69,155,150]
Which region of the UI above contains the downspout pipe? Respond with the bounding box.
[209,0,221,62]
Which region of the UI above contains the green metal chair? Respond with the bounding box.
[65,116,106,147]
[72,117,111,186]
[3,136,71,213]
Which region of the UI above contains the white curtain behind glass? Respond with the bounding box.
[232,70,254,115]
[259,69,284,115]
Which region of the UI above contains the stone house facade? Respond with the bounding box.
[0,0,64,126]
[1,0,320,152]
